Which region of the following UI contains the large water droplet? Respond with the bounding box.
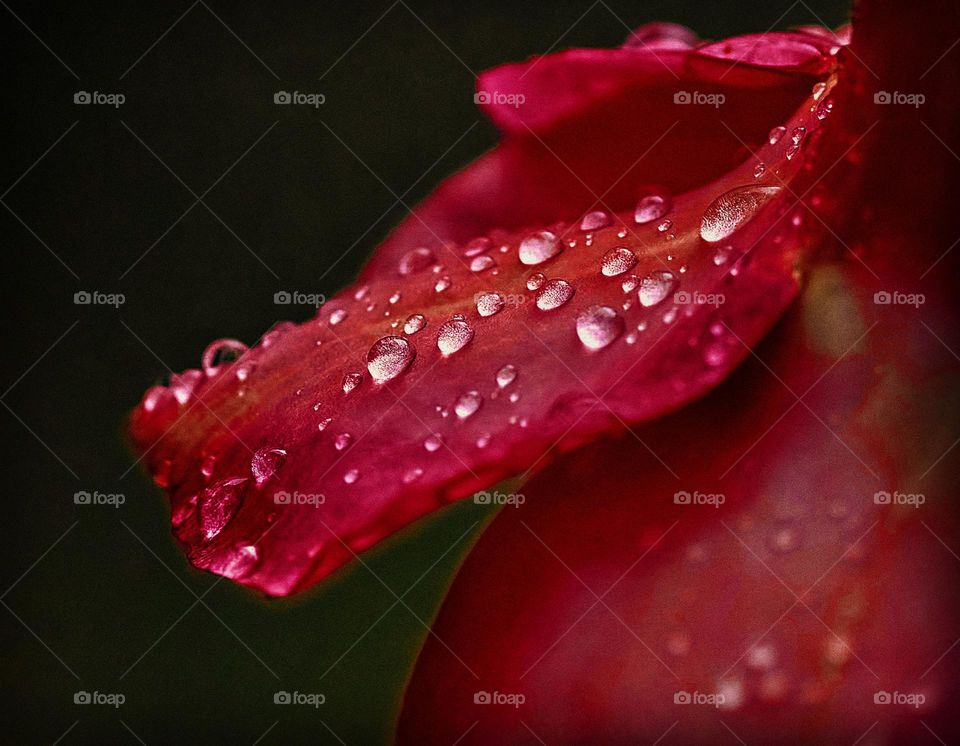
[476,292,505,317]
[600,247,638,277]
[423,433,443,452]
[535,279,574,310]
[342,371,363,393]
[251,447,286,486]
[328,308,347,326]
[496,364,517,388]
[637,270,678,307]
[518,230,562,265]
[367,336,415,383]
[437,318,474,356]
[199,477,248,540]
[700,185,783,243]
[398,246,436,275]
[580,210,610,231]
[634,189,672,224]
[576,305,624,350]
[201,338,248,377]
[403,314,426,335]
[454,390,483,419]
[470,255,496,273]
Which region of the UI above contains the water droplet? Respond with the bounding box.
[526,272,546,291]
[354,285,370,301]
[389,291,401,304]
[398,247,436,275]
[518,230,562,265]
[218,543,261,579]
[464,237,493,257]
[403,314,426,335]
[342,371,363,393]
[476,292,505,317]
[496,364,517,388]
[634,189,672,224]
[470,255,496,273]
[713,245,735,266]
[423,433,443,452]
[811,81,827,101]
[454,390,483,419]
[200,454,217,480]
[576,305,623,350]
[768,125,786,145]
[535,279,574,310]
[328,308,347,326]
[202,338,248,377]
[251,447,286,486]
[600,247,638,277]
[656,219,672,233]
[235,364,253,382]
[753,162,766,178]
[580,210,610,231]
[437,318,474,356]
[815,98,834,120]
[476,433,491,448]
[317,417,332,432]
[434,276,451,293]
[637,270,678,307]
[700,185,783,243]
[508,391,521,403]
[199,478,248,540]
[343,468,360,484]
[785,144,800,160]
[334,432,353,451]
[791,126,806,145]
[366,336,416,383]
[402,467,423,484]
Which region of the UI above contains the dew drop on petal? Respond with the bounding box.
[496,364,517,388]
[600,247,638,277]
[403,313,426,335]
[621,275,639,293]
[476,292,505,317]
[250,447,286,486]
[434,276,452,293]
[328,308,347,326]
[753,162,766,178]
[811,81,827,101]
[470,255,496,273]
[576,305,624,350]
[526,272,546,291]
[700,185,783,243]
[317,417,332,432]
[398,246,436,275]
[536,279,575,310]
[476,433,491,448]
[634,189,672,224]
[219,543,261,579]
[454,390,483,419]
[424,433,443,452]
[638,270,678,308]
[768,125,787,144]
[202,338,248,377]
[366,336,416,383]
[342,371,363,393]
[334,432,353,451]
[343,468,360,484]
[402,467,424,484]
[656,219,672,233]
[199,477,248,540]
[580,210,610,231]
[464,237,493,257]
[437,318,474,356]
[518,230,562,265]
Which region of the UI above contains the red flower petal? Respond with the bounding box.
[131,35,837,596]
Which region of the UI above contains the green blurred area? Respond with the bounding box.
[1,0,848,741]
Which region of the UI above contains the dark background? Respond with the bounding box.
[2,1,849,742]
